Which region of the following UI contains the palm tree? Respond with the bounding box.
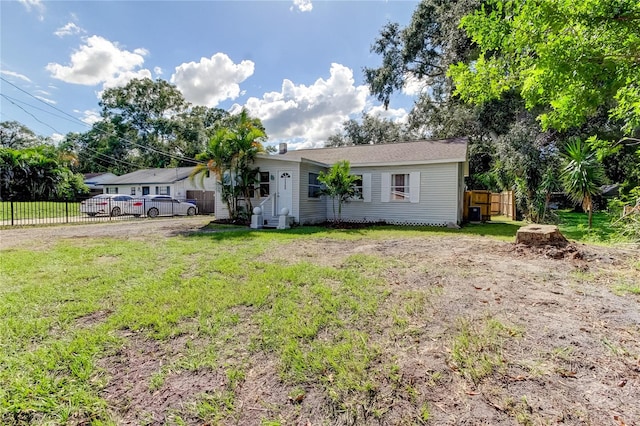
[560,138,605,228]
[318,160,358,224]
[191,110,266,220]
[192,128,236,215]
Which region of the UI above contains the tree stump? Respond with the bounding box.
[515,224,568,247]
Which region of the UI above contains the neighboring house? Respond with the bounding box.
[215,137,469,226]
[101,167,216,214]
[83,172,117,198]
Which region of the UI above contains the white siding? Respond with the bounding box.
[215,159,465,225]
[458,163,465,223]
[103,175,216,200]
[335,163,460,226]
[243,158,304,223]
[299,162,328,225]
[174,175,216,199]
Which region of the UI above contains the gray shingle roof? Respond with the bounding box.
[104,167,194,185]
[272,137,468,166]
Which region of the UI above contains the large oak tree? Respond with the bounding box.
[449,0,640,135]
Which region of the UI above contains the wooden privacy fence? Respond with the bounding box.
[492,191,516,219]
[463,190,516,222]
[463,190,491,222]
[186,190,215,214]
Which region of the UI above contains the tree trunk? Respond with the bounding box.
[515,224,568,246]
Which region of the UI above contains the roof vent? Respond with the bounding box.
[278,143,287,154]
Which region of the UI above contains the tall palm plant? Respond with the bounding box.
[227,109,266,214]
[560,138,605,228]
[191,110,266,220]
[318,161,358,224]
[192,128,236,215]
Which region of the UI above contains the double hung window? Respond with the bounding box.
[308,173,322,198]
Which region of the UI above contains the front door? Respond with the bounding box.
[142,186,150,195]
[277,170,293,216]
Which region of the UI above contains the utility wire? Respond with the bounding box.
[1,93,62,135]
[2,94,146,170]
[2,94,85,125]
[1,77,205,165]
[80,144,142,169]
[1,110,143,170]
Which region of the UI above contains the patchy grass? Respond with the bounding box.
[0,232,388,424]
[449,317,523,384]
[1,223,638,425]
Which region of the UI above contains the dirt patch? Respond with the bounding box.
[4,221,639,425]
[98,332,226,425]
[75,310,112,328]
[514,242,584,260]
[0,216,213,250]
[262,235,640,425]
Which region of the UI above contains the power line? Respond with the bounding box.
[1,109,144,170]
[1,93,62,135]
[2,94,147,170]
[1,94,85,126]
[80,144,142,169]
[1,77,206,165]
[2,76,90,127]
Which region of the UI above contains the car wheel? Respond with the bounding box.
[87,213,97,217]
[147,207,159,218]
[187,206,196,216]
[110,206,121,217]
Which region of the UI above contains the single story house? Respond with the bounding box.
[215,137,469,226]
[101,167,216,213]
[83,172,117,198]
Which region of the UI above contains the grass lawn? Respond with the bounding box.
[0,201,82,220]
[555,210,620,243]
[1,220,638,425]
[1,230,389,424]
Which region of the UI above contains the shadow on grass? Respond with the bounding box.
[186,224,371,241]
[186,220,523,242]
[456,221,521,239]
[187,211,622,245]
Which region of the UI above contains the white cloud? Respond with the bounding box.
[402,73,429,96]
[46,35,148,86]
[153,66,163,76]
[0,70,32,82]
[366,104,409,124]
[35,95,56,104]
[54,22,85,37]
[75,109,101,125]
[101,69,153,90]
[50,133,64,144]
[19,0,45,19]
[240,63,368,147]
[291,0,313,12]
[170,53,254,107]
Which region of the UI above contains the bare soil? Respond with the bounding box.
[2,220,639,425]
[0,216,212,250]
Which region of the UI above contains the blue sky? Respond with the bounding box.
[1,0,422,150]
